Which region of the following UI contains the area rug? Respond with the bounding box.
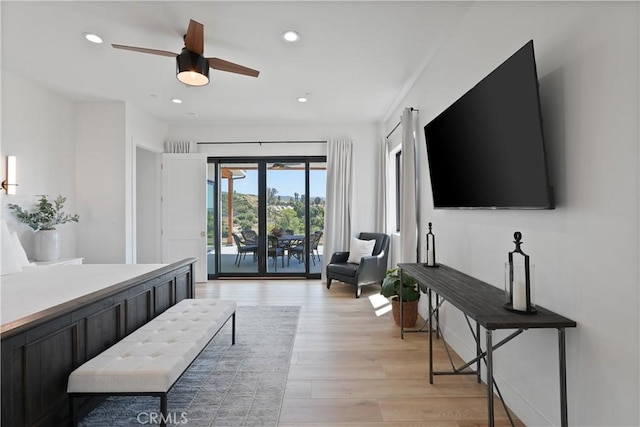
[79,305,301,427]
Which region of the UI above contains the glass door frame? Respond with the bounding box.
[208,155,326,279]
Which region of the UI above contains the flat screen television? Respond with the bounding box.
[424,40,554,209]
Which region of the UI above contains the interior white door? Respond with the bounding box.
[161,153,207,282]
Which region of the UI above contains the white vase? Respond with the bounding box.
[34,229,60,261]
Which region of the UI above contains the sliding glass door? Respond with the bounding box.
[308,161,326,275]
[208,157,325,279]
[217,162,259,275]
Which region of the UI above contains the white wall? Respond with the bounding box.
[75,102,127,263]
[168,122,379,237]
[0,69,169,265]
[0,70,78,259]
[1,72,167,267]
[74,102,167,264]
[126,105,167,263]
[136,146,160,263]
[385,2,639,426]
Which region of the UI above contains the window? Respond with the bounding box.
[387,145,402,234]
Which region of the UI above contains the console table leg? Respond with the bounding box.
[486,329,495,427]
[428,288,434,384]
[559,328,568,427]
[476,323,482,383]
[435,294,440,339]
[160,393,168,427]
[400,268,404,339]
[68,395,76,427]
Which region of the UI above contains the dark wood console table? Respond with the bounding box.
[398,263,576,427]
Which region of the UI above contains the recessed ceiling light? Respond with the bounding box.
[281,30,300,42]
[171,98,183,104]
[297,96,308,103]
[82,32,103,44]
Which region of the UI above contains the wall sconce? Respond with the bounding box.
[2,155,18,195]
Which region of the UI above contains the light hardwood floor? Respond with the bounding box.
[197,279,524,426]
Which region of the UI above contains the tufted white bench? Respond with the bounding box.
[67,298,236,427]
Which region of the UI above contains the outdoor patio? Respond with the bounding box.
[208,243,324,275]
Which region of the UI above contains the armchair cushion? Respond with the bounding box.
[346,237,376,264]
[328,263,358,277]
[329,251,350,264]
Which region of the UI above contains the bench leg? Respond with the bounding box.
[160,393,168,427]
[68,395,76,427]
[232,311,236,345]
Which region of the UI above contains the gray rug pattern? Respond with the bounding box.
[79,305,301,427]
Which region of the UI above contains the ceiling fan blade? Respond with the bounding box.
[112,44,177,58]
[208,58,260,78]
[184,19,204,55]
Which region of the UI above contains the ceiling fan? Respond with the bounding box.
[112,19,259,86]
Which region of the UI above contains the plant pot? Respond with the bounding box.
[391,297,419,328]
[34,229,60,261]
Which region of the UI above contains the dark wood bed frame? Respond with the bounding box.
[1,257,197,426]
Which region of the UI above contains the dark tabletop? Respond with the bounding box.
[399,263,576,330]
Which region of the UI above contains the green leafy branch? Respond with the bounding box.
[8,195,79,231]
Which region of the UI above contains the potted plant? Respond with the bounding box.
[381,267,421,328]
[8,194,79,261]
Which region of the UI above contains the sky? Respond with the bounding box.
[226,169,326,199]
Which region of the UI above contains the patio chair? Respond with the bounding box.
[232,233,258,267]
[241,229,258,245]
[311,231,323,263]
[287,236,307,266]
[268,235,286,271]
[289,233,322,267]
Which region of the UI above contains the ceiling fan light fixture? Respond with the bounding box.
[176,49,210,86]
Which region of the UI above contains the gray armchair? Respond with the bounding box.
[326,232,390,298]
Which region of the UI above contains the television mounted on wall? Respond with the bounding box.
[424,40,554,209]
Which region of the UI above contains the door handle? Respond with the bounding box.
[201,231,206,237]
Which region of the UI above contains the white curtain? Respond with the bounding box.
[374,137,388,233]
[322,139,353,281]
[399,107,420,263]
[164,141,195,153]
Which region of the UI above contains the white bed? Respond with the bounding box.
[1,215,199,425]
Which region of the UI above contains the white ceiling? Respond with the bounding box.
[1,1,471,125]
